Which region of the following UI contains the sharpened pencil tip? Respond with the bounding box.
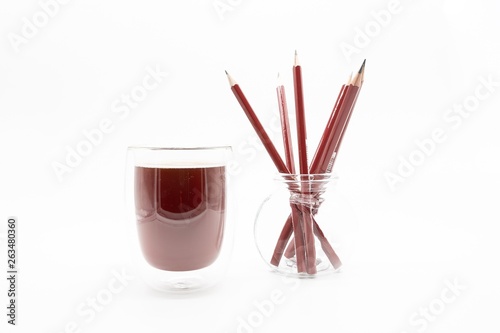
[225,70,236,86]
[351,60,366,87]
[358,59,366,73]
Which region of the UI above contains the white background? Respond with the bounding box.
[1,0,500,332]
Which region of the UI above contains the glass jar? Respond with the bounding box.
[254,173,349,277]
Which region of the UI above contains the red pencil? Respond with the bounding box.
[309,73,350,173]
[293,51,309,175]
[276,74,296,173]
[227,70,308,272]
[293,51,316,274]
[323,60,365,172]
[326,59,366,172]
[226,71,289,174]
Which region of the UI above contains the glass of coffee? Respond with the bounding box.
[126,146,233,292]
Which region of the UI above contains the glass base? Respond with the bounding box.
[139,265,219,293]
[269,256,341,278]
[148,275,208,293]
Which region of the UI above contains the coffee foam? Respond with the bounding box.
[135,161,225,169]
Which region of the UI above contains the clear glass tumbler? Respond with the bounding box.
[126,146,233,292]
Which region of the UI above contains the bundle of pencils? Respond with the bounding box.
[226,53,365,274]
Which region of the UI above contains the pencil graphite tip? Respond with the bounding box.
[225,70,236,86]
[351,60,366,87]
[358,59,366,73]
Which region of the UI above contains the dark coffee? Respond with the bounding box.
[134,165,226,271]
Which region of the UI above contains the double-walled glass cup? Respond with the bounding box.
[126,146,233,292]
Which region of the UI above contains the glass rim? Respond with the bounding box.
[275,173,339,182]
[127,145,232,151]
